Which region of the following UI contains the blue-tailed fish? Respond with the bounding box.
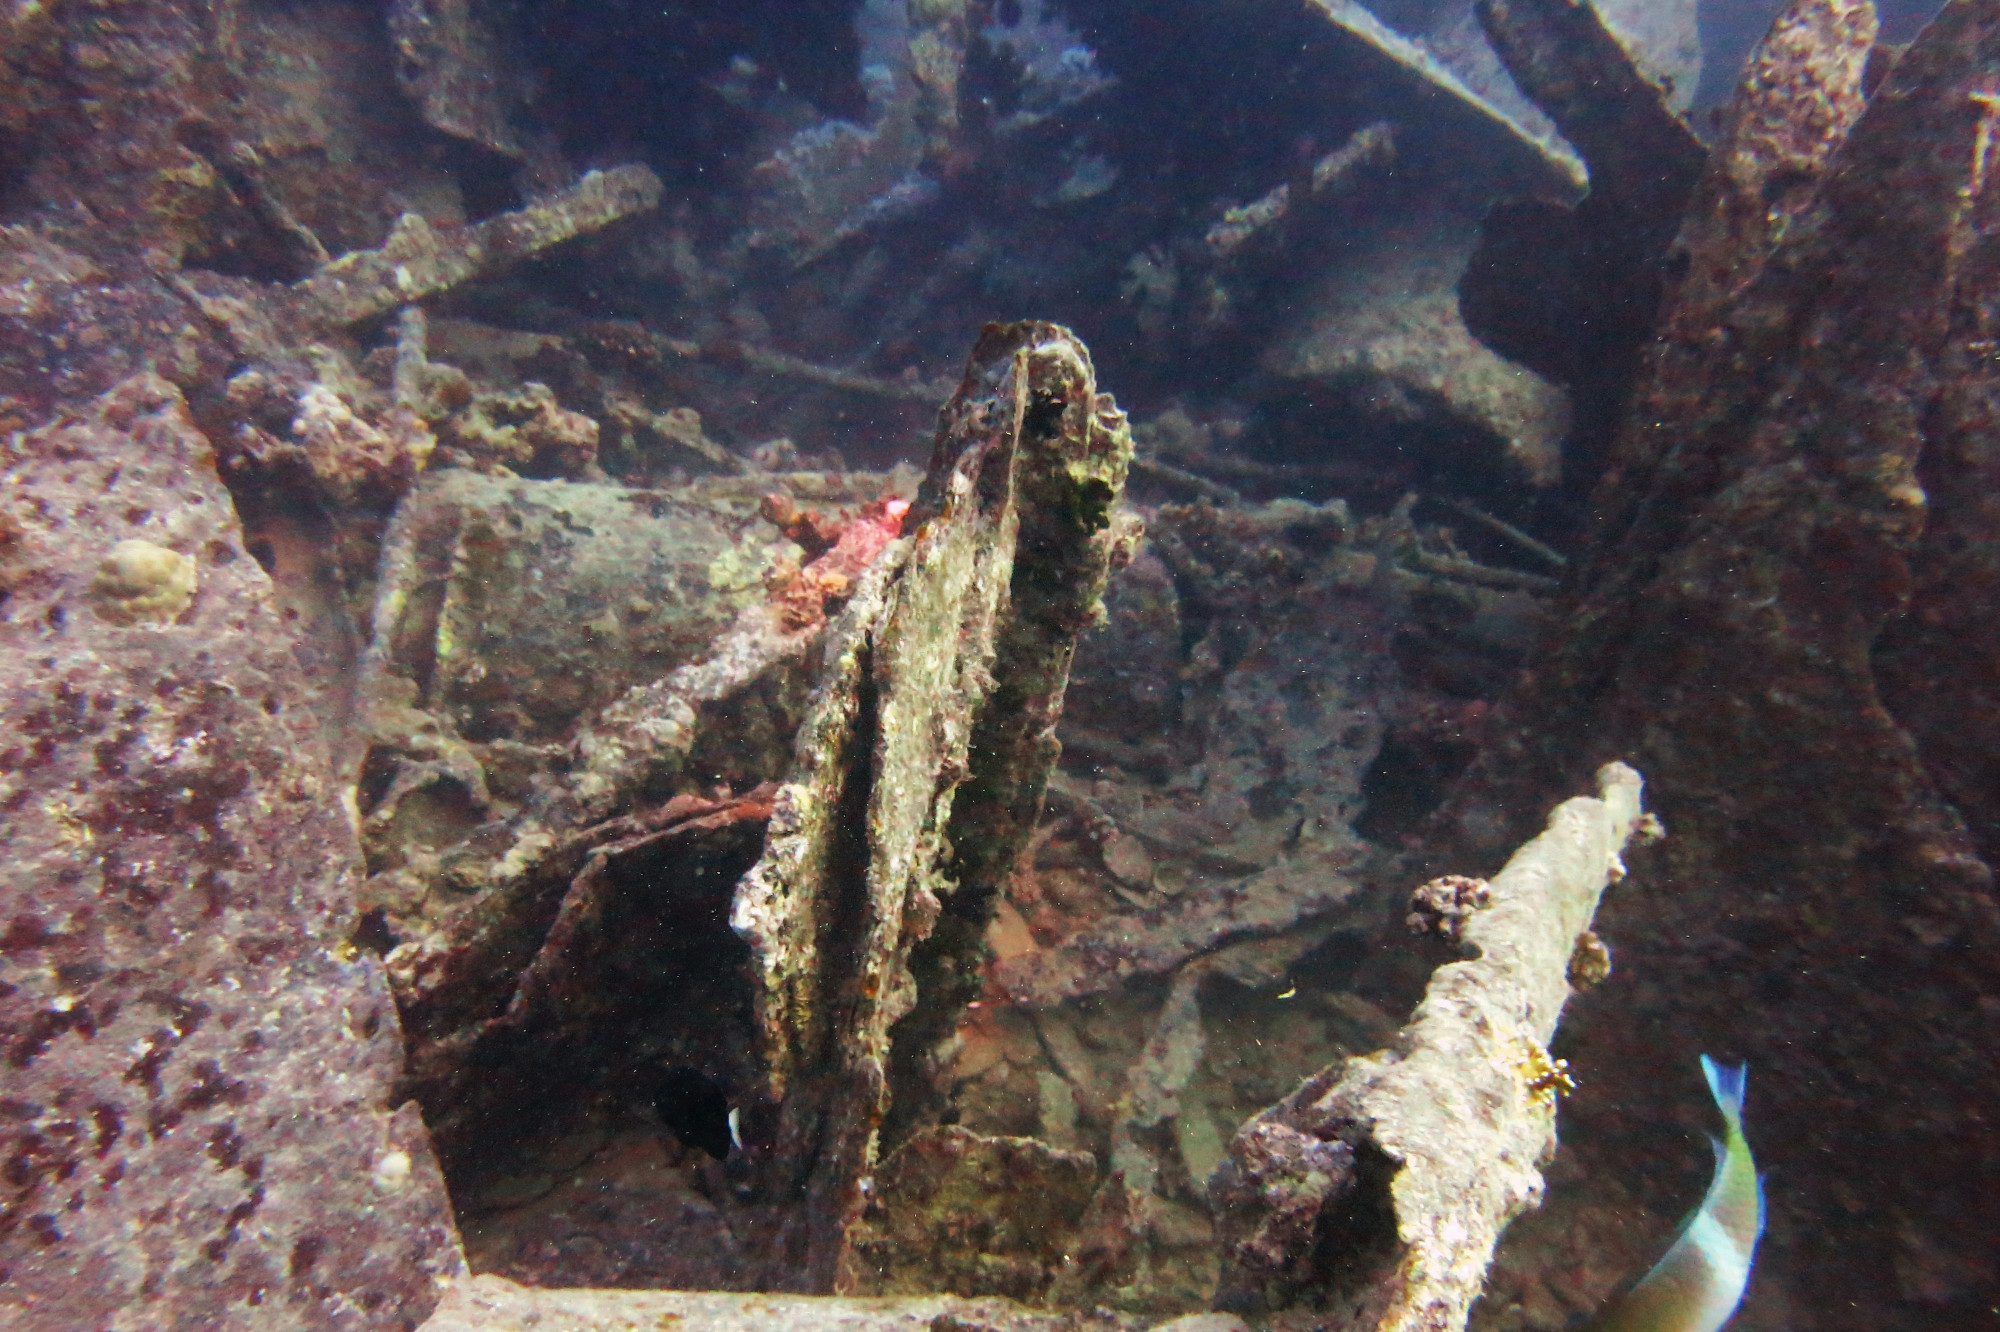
[1582,1055,1765,1332]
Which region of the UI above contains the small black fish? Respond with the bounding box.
[654,1065,733,1161]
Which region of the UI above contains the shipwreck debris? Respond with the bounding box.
[388,0,533,160]
[1459,0,1711,492]
[732,320,1135,1291]
[1211,762,1650,1328]
[364,469,903,1083]
[1431,2,2000,1321]
[410,785,778,1171]
[291,165,664,328]
[1586,0,1878,542]
[1302,0,1585,197]
[415,1273,1149,1332]
[367,320,1136,1296]
[849,1127,1102,1303]
[0,376,465,1332]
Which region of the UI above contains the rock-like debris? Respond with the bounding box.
[0,376,464,1332]
[1431,1,2000,1322]
[733,320,1135,1290]
[10,0,2000,1326]
[1212,764,1649,1329]
[291,166,664,329]
[415,1273,1150,1332]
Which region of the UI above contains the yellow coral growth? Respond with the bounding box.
[90,539,196,625]
[1514,1035,1576,1110]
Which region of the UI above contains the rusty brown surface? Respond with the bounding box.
[0,376,463,1331]
[1429,4,2000,1325]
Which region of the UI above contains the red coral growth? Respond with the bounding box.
[759,492,844,559]
[771,494,909,630]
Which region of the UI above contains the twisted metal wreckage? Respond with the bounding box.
[0,301,1651,1331]
[403,314,1657,1331]
[8,0,2000,1327]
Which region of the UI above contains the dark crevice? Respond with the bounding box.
[1310,1138,1404,1305]
[425,820,768,1198]
[1355,724,1479,845]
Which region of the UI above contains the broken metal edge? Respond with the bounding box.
[1308,0,1588,201]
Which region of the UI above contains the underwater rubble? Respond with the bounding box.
[729,320,1136,1290]
[1425,1,2000,1328]
[417,1273,1160,1332]
[1210,764,1650,1327]
[4,0,2000,1330]
[1458,0,1711,499]
[0,376,466,1328]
